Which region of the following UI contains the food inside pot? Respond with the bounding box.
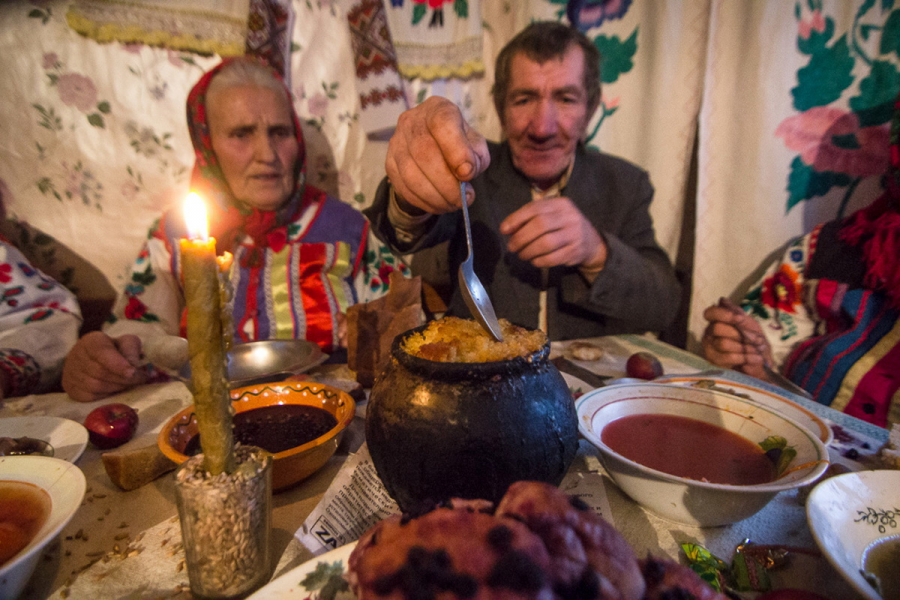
[402,317,547,363]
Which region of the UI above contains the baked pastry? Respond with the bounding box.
[496,481,644,600]
[347,481,726,600]
[347,504,554,600]
[640,555,726,600]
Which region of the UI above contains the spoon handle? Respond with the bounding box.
[460,181,473,256]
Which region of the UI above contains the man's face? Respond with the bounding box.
[207,85,299,211]
[501,46,593,189]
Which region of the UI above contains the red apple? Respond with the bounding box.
[625,351,663,380]
[84,403,139,449]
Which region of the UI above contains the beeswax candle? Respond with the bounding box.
[181,192,234,476]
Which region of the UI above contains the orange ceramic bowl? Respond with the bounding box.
[158,381,356,491]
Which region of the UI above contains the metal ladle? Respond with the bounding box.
[457,180,503,341]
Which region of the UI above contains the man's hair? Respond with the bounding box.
[207,59,289,105]
[492,21,601,122]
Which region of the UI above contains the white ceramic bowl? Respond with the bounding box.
[0,456,86,600]
[807,470,900,600]
[576,382,830,526]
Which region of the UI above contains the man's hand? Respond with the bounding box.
[385,97,491,214]
[701,298,774,380]
[499,196,607,271]
[62,332,148,402]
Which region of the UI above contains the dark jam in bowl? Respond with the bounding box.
[601,414,776,485]
[184,404,338,456]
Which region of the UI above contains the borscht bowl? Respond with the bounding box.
[0,456,86,600]
[159,381,355,491]
[576,382,829,527]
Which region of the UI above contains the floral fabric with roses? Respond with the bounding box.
[740,218,900,428]
[0,238,81,397]
[105,192,407,354]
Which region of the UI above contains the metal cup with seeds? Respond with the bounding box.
[174,445,272,598]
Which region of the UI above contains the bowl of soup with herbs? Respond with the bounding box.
[159,381,355,491]
[0,456,86,600]
[575,382,829,526]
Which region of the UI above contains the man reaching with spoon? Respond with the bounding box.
[366,21,679,340]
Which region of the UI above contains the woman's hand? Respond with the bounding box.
[701,298,774,381]
[62,332,148,402]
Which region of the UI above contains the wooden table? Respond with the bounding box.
[2,334,888,599]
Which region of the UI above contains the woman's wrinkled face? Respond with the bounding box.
[501,46,592,190]
[207,84,299,211]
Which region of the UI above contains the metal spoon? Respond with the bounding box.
[457,180,504,341]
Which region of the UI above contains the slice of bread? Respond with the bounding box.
[567,341,604,362]
[878,424,900,470]
[102,442,177,491]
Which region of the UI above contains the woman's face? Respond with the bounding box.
[207,84,299,211]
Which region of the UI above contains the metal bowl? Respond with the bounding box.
[226,340,327,387]
[177,339,328,388]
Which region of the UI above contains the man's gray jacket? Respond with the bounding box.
[365,141,681,340]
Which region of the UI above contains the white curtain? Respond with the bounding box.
[691,0,894,348]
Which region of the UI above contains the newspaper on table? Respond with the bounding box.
[296,440,613,556]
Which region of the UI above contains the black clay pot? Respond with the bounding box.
[366,324,578,512]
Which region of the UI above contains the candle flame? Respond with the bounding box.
[184,192,209,241]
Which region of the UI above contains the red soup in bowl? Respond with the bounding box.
[601,414,777,485]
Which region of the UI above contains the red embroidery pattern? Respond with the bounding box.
[347,0,401,80]
[360,86,406,109]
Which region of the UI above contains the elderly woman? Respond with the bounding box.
[701,99,900,428]
[62,58,406,402]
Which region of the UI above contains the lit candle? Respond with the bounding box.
[181,192,234,476]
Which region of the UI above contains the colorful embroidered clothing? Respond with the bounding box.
[0,238,81,397]
[107,192,405,353]
[741,219,900,427]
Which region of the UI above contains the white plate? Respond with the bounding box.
[655,374,833,445]
[0,416,88,463]
[248,542,357,599]
[807,470,900,600]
